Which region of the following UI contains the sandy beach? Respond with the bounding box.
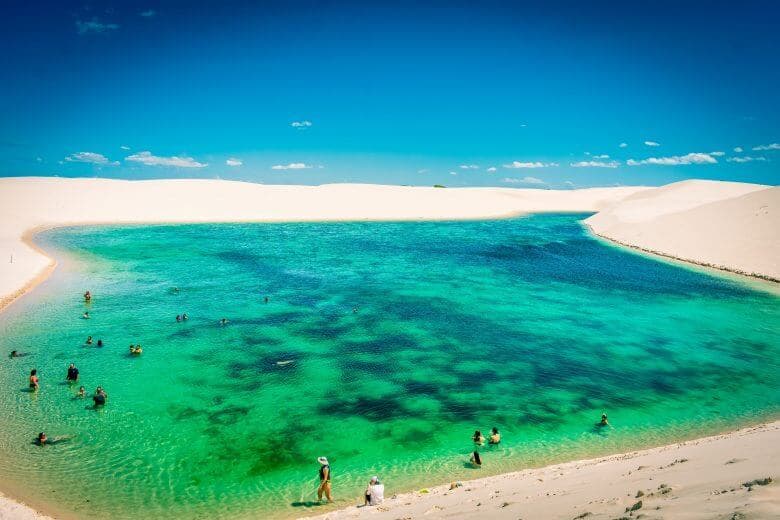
[0,176,777,519]
[304,422,779,520]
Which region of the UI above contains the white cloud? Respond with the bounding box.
[752,143,780,151]
[459,164,479,169]
[733,147,743,153]
[449,171,458,175]
[417,168,429,174]
[65,152,119,166]
[140,10,156,17]
[291,120,313,128]
[626,152,717,166]
[271,162,311,170]
[593,154,610,159]
[226,158,243,167]
[120,145,130,150]
[486,166,497,172]
[125,151,207,168]
[709,151,725,157]
[503,161,557,169]
[644,141,660,147]
[76,19,119,34]
[520,123,527,127]
[619,142,628,148]
[502,176,545,185]
[570,160,620,168]
[727,156,767,163]
[36,157,43,162]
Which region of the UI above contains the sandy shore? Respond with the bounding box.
[304,421,779,520]
[586,180,779,281]
[0,176,777,519]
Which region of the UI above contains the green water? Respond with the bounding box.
[0,214,778,519]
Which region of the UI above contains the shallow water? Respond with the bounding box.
[0,214,778,519]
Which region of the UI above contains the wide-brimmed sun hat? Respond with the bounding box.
[317,456,328,465]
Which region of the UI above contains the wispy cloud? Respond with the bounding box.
[449,171,458,176]
[644,141,660,147]
[503,161,557,169]
[291,120,312,129]
[733,146,743,153]
[459,164,479,169]
[126,151,207,168]
[502,176,545,185]
[627,152,716,166]
[120,145,130,150]
[140,10,156,17]
[570,160,619,168]
[619,142,628,148]
[65,152,118,166]
[76,19,119,34]
[752,143,780,151]
[709,151,725,157]
[727,156,767,163]
[593,154,610,159]
[417,168,429,174]
[271,162,311,170]
[486,166,497,172]
[226,158,243,167]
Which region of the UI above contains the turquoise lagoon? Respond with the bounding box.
[0,214,778,519]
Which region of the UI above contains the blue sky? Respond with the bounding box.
[1,1,778,187]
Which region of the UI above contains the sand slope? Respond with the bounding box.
[586,180,778,280]
[305,422,779,520]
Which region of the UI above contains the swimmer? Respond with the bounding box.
[182,313,188,321]
[220,318,229,326]
[600,413,609,427]
[78,386,85,398]
[472,430,485,446]
[93,387,107,406]
[84,290,91,302]
[263,296,269,304]
[29,369,39,391]
[176,314,182,322]
[82,311,90,319]
[352,306,358,314]
[97,339,103,347]
[86,336,93,345]
[37,432,47,446]
[489,427,501,444]
[66,363,79,382]
[129,344,142,355]
[470,450,482,468]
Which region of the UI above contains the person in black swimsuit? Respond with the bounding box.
[317,456,332,502]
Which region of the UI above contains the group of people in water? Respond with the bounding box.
[469,427,501,467]
[85,336,104,347]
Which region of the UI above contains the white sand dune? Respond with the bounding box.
[0,176,777,519]
[304,422,779,520]
[586,179,779,280]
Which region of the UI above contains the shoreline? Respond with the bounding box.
[585,224,780,285]
[0,177,777,519]
[304,420,780,520]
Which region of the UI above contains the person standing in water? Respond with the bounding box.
[317,456,333,503]
[600,413,609,427]
[29,369,39,391]
[472,430,485,446]
[84,291,91,302]
[489,427,501,444]
[66,363,79,382]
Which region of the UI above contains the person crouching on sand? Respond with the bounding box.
[317,456,332,503]
[364,476,384,506]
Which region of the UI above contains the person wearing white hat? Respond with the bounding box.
[317,456,332,502]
